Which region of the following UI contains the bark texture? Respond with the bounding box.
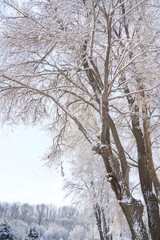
[124,84,160,239]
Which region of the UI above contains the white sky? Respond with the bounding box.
[0,125,71,206]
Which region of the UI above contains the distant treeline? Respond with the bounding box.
[0,202,95,240]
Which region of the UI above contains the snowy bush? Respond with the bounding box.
[43,223,68,240]
[10,219,28,239]
[69,226,86,240]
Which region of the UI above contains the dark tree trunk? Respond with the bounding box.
[101,207,112,240]
[132,111,160,240]
[94,203,113,240]
[103,155,149,240]
[94,203,104,240]
[93,142,149,240]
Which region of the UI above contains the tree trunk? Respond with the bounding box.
[104,157,149,240]
[123,81,160,239]
[101,207,112,240]
[143,109,160,201]
[94,203,104,240]
[93,143,149,240]
[132,113,160,240]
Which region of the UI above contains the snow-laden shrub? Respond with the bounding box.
[43,223,68,240]
[69,226,86,240]
[10,219,28,239]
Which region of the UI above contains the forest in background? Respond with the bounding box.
[0,201,94,240]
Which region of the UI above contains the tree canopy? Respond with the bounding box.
[0,0,160,239]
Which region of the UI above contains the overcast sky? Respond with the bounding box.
[0,125,71,206]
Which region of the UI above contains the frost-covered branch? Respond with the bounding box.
[2,75,93,144]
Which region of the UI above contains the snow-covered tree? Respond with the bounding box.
[0,221,17,240]
[0,0,160,239]
[25,227,40,240]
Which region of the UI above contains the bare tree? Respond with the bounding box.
[0,0,160,239]
[36,204,47,226]
[20,203,34,224]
